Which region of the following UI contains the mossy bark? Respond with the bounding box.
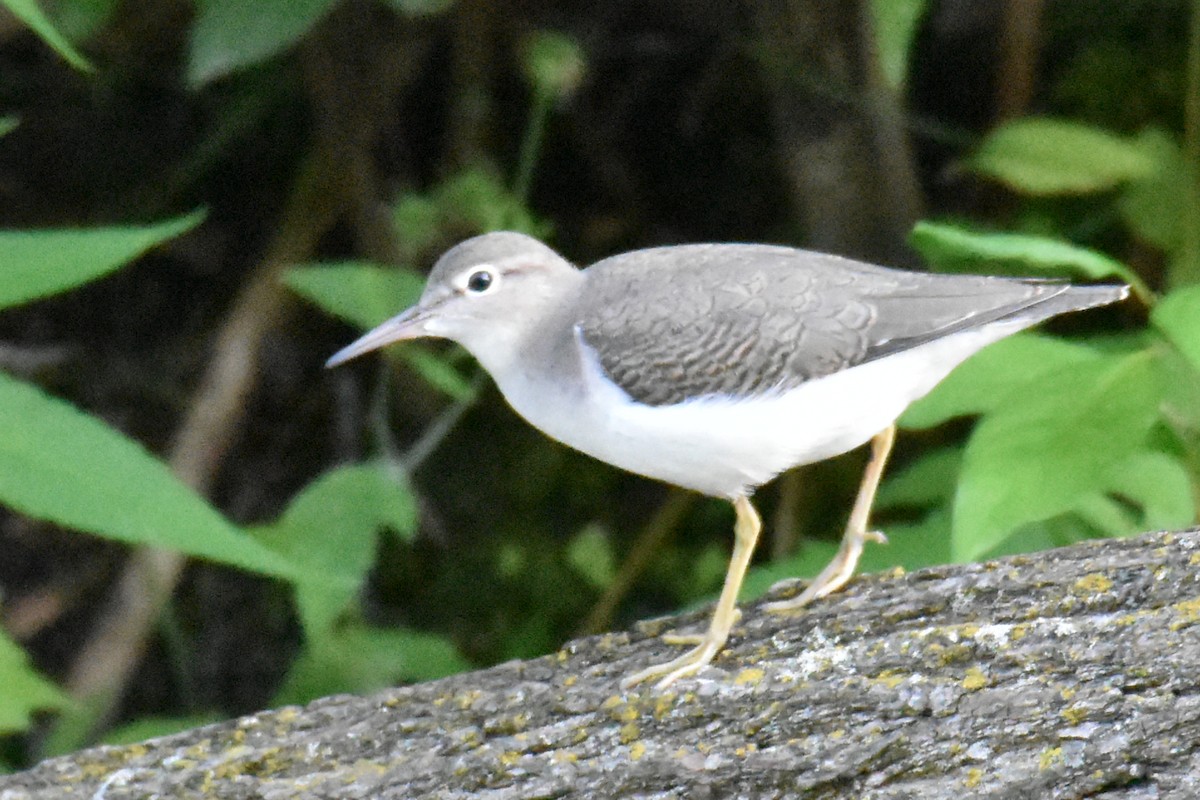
[5,528,1200,799]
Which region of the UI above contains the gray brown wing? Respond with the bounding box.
[576,244,1083,406]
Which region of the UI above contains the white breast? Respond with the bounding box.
[493,321,1029,499]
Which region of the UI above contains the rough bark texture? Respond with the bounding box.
[5,529,1200,799]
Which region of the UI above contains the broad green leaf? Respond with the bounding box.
[188,0,339,86]
[0,631,68,734]
[970,117,1156,195]
[952,352,1161,562]
[0,373,302,579]
[1100,451,1197,531]
[0,116,17,138]
[253,462,417,640]
[0,0,92,71]
[911,221,1138,285]
[284,261,425,331]
[1119,128,1186,252]
[876,446,962,510]
[1152,285,1200,372]
[870,0,927,89]
[901,333,1102,429]
[0,211,204,310]
[256,461,416,580]
[566,524,615,590]
[273,624,469,705]
[287,262,475,399]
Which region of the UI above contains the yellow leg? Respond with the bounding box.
[621,495,762,690]
[766,424,896,613]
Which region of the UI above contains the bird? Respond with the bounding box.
[326,231,1128,689]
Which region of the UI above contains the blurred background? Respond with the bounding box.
[0,0,1197,770]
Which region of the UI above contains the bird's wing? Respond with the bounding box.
[576,244,1074,406]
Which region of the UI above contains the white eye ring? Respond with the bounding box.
[457,266,499,294]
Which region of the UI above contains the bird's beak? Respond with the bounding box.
[325,306,430,368]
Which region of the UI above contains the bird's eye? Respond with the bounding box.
[466,270,494,293]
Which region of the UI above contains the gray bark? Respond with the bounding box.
[4,528,1200,799]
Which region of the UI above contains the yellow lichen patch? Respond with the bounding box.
[1189,552,1200,567]
[556,649,569,663]
[456,690,482,711]
[735,667,765,686]
[1169,597,1200,631]
[617,704,639,722]
[734,743,758,757]
[965,768,984,788]
[499,751,521,769]
[551,750,578,765]
[619,722,640,744]
[1062,705,1087,725]
[1060,687,1076,701]
[601,695,624,710]
[1073,573,1114,594]
[829,728,846,739]
[1010,624,1028,641]
[1039,747,1064,770]
[629,741,646,761]
[962,667,988,691]
[871,670,905,689]
[563,675,577,687]
[653,692,676,718]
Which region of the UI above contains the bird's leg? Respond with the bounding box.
[766,424,896,613]
[621,495,762,690]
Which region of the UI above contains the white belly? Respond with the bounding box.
[496,322,1026,499]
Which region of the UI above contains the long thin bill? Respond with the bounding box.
[325,307,427,368]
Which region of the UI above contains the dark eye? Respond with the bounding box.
[466,270,494,293]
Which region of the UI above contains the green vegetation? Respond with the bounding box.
[0,0,1195,771]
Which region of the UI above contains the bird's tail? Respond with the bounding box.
[1015,282,1130,323]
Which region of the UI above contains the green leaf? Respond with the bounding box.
[385,0,456,16]
[284,261,426,331]
[0,0,93,71]
[870,0,927,89]
[970,117,1157,195]
[901,333,1103,429]
[273,625,468,705]
[1152,285,1200,372]
[0,210,205,310]
[188,0,339,86]
[1119,128,1186,252]
[876,446,962,510]
[100,714,223,746]
[522,30,586,100]
[0,631,68,734]
[566,524,616,590]
[911,221,1138,285]
[253,462,417,640]
[398,347,476,401]
[1100,451,1197,531]
[0,116,18,138]
[952,351,1162,562]
[0,372,302,579]
[744,509,952,601]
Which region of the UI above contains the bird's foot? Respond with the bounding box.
[620,630,729,690]
[765,527,887,613]
[660,609,742,646]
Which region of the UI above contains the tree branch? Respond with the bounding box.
[9,528,1200,798]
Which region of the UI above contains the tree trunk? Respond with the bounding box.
[5,528,1200,798]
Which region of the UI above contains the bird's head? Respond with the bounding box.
[325,231,579,371]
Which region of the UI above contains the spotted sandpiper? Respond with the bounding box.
[326,232,1128,689]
